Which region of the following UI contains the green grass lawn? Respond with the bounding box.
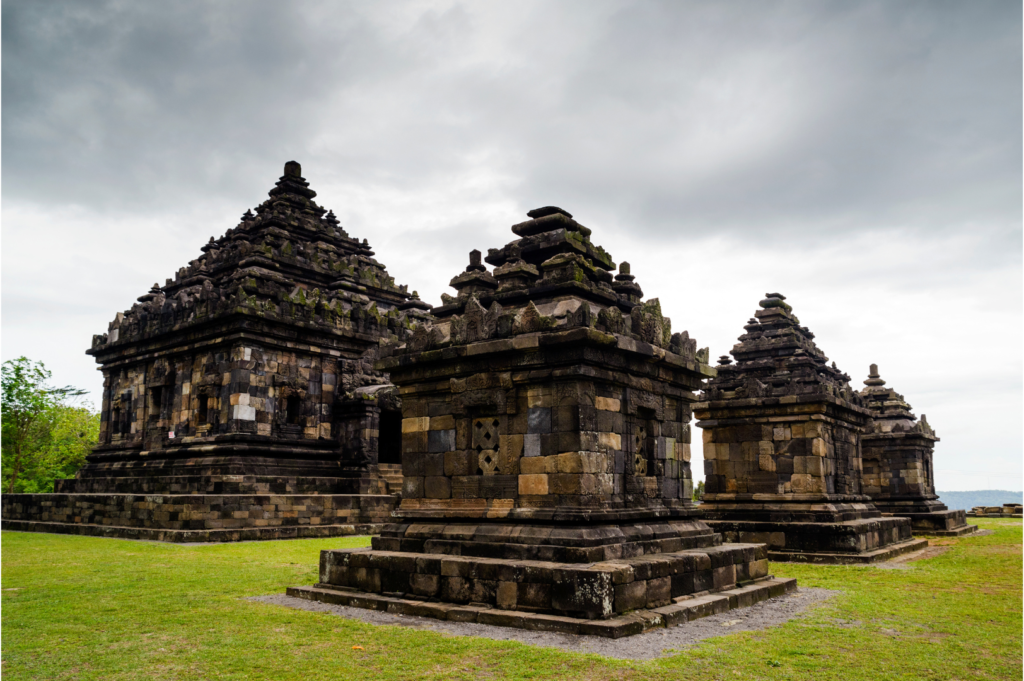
[2,519,1020,681]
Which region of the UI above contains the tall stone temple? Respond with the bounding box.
[694,294,928,563]
[289,207,796,637]
[2,162,431,541]
[858,365,976,536]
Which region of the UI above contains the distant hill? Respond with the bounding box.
[936,490,1023,511]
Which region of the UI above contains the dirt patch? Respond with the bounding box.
[248,587,836,660]
[874,545,950,569]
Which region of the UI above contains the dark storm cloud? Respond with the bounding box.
[4,1,1019,245]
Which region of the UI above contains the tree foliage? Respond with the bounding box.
[1,357,97,493]
[692,479,705,502]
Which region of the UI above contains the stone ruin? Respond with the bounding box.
[693,294,928,563]
[288,207,796,637]
[858,365,977,536]
[968,504,1023,518]
[1,162,431,541]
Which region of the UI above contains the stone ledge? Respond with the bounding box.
[1,519,387,543]
[285,576,797,638]
[767,537,929,564]
[913,524,979,537]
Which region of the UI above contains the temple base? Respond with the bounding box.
[879,509,978,537]
[287,576,797,638]
[705,517,928,564]
[291,537,792,637]
[1,492,396,543]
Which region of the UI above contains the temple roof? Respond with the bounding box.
[858,364,936,437]
[703,293,863,405]
[89,162,430,354]
[394,207,708,364]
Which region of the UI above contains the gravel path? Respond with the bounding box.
[249,587,836,660]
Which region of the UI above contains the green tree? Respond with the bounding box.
[692,479,705,502]
[1,357,93,493]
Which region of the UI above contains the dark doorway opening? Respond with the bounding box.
[286,395,301,424]
[197,395,209,424]
[378,409,402,465]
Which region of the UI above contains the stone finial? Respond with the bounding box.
[864,364,886,387]
[526,206,573,219]
[467,249,486,272]
[284,161,302,177]
[759,293,791,310]
[615,261,635,282]
[242,209,254,221]
[718,355,733,365]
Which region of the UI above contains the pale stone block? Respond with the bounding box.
[680,443,691,463]
[598,432,622,451]
[232,405,256,421]
[704,443,717,460]
[759,453,776,472]
[518,474,548,495]
[790,474,814,493]
[403,417,430,433]
[703,428,713,444]
[811,438,827,456]
[595,397,621,412]
[430,415,456,431]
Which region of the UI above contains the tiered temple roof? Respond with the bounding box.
[859,364,935,437]
[395,206,705,363]
[90,161,431,357]
[704,293,862,406]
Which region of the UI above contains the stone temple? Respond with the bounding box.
[858,365,976,536]
[2,162,429,541]
[693,294,928,563]
[288,208,795,637]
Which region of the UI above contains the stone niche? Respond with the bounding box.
[1,162,431,542]
[289,207,795,637]
[693,294,928,563]
[858,365,977,536]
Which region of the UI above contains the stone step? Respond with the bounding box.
[286,576,797,638]
[768,537,929,564]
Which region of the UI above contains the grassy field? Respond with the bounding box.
[2,519,1020,681]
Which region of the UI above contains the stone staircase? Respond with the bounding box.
[378,464,404,496]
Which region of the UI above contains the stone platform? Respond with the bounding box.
[288,530,795,637]
[877,505,978,537]
[288,576,797,638]
[705,516,928,564]
[1,492,394,542]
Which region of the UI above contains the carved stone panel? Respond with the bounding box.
[634,423,648,476]
[473,416,503,475]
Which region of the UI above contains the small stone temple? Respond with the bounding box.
[289,208,795,637]
[858,365,976,536]
[693,294,927,563]
[1,162,430,541]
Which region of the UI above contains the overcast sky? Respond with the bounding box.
[3,0,1021,492]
